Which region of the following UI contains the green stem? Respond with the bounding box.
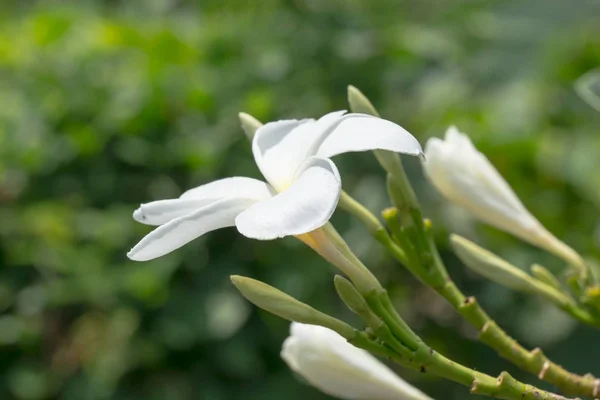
[364,290,422,352]
[355,326,580,400]
[438,280,599,398]
[345,85,596,398]
[544,233,590,283]
[349,330,407,365]
[425,351,578,400]
[355,315,581,400]
[558,300,600,327]
[349,290,581,400]
[384,161,419,224]
[338,191,408,264]
[338,192,600,398]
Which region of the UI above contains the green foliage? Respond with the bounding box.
[0,1,599,399]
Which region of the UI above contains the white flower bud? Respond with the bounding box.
[424,127,583,270]
[281,322,432,400]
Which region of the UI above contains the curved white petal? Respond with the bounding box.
[128,198,258,261]
[180,176,274,201]
[133,198,215,226]
[316,114,423,159]
[253,111,422,189]
[252,111,346,190]
[251,118,312,190]
[282,323,432,400]
[133,177,274,226]
[235,157,341,240]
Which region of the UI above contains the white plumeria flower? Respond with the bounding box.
[281,322,432,400]
[128,111,422,261]
[424,127,583,269]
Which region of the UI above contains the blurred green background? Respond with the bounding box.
[1,0,599,399]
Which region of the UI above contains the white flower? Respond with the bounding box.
[281,322,432,400]
[128,111,422,261]
[424,127,580,266]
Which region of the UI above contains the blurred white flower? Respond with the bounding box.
[281,322,432,400]
[575,68,600,112]
[128,111,422,261]
[424,127,581,267]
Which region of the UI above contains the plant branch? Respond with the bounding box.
[351,289,582,400]
[339,191,600,398]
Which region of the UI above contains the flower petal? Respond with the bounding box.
[251,119,311,189]
[133,198,215,226]
[252,111,346,190]
[235,157,341,240]
[133,177,274,226]
[316,114,423,159]
[282,323,432,400]
[180,177,274,201]
[128,197,258,261]
[253,111,422,190]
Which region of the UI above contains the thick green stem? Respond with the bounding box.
[339,192,600,398]
[544,233,590,283]
[357,318,581,400]
[426,351,578,400]
[350,289,581,400]
[364,290,422,352]
[349,331,407,364]
[438,281,599,398]
[345,85,598,398]
[560,301,600,327]
[355,328,581,400]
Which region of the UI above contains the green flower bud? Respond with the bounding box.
[231,275,355,339]
[347,85,422,219]
[584,286,600,310]
[530,264,562,291]
[451,235,539,292]
[238,112,263,140]
[451,235,572,307]
[347,85,380,117]
[334,275,384,330]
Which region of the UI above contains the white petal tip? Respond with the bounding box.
[126,250,142,261]
[418,151,427,162]
[132,207,145,223]
[126,248,156,262]
[445,125,460,136]
[127,244,156,261]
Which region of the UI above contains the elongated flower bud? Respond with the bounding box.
[238,112,263,139]
[424,127,586,275]
[334,275,371,316]
[348,85,421,216]
[530,264,562,291]
[230,275,355,339]
[451,235,572,307]
[281,322,432,400]
[451,235,537,292]
[347,85,380,117]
